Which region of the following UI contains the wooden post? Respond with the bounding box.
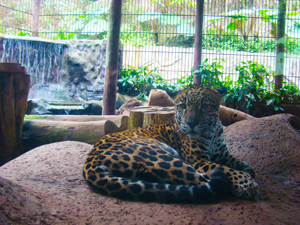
[0,63,30,166]
[32,0,41,37]
[275,0,286,91]
[128,106,175,129]
[193,0,205,85]
[103,0,122,115]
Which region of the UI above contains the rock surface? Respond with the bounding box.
[1,114,300,224]
[0,36,123,102]
[117,99,144,116]
[148,89,174,107]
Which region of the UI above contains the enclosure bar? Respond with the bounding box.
[193,0,205,85]
[32,0,41,37]
[103,0,122,115]
[275,0,286,91]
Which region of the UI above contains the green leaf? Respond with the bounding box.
[227,22,237,31]
[205,15,223,23]
[275,95,280,104]
[266,98,275,105]
[246,101,251,109]
[238,95,243,102]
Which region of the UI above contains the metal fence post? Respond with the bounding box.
[193,0,204,85]
[103,0,122,115]
[32,0,41,37]
[275,0,286,91]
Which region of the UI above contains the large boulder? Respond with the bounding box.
[0,114,300,224]
[26,99,52,115]
[148,89,174,107]
[117,98,144,116]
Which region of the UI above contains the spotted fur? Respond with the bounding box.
[83,85,258,203]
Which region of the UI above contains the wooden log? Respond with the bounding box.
[128,106,175,129]
[24,115,127,127]
[22,116,128,151]
[144,111,175,127]
[146,89,254,127]
[128,105,254,129]
[0,63,30,166]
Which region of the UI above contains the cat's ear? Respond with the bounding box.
[215,86,227,96]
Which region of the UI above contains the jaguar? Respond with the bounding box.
[83,84,258,203]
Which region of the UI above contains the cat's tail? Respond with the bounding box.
[83,167,231,203]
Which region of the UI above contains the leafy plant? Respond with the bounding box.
[118,65,168,101]
[118,60,299,116]
[194,58,225,88]
[259,9,300,38]
[223,61,274,113]
[17,31,31,36]
[54,29,76,40]
[265,83,300,111]
[117,65,193,101]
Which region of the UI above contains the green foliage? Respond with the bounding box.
[265,83,300,111]
[118,66,169,101]
[17,31,31,36]
[194,58,225,88]
[118,60,300,113]
[117,65,192,101]
[120,25,155,46]
[223,61,300,114]
[202,29,278,53]
[175,74,193,89]
[225,61,274,113]
[54,30,76,40]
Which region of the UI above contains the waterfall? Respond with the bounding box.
[1,35,67,101]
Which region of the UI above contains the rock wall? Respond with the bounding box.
[0,34,123,102]
[63,39,123,101]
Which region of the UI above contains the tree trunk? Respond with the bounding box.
[193,0,205,85]
[103,0,122,115]
[275,0,286,91]
[0,63,30,166]
[128,106,175,129]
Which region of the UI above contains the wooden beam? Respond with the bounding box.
[275,0,286,91]
[32,0,41,37]
[0,63,30,166]
[193,0,204,85]
[103,0,122,115]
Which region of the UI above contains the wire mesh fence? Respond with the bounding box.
[0,0,300,86]
[0,0,32,35]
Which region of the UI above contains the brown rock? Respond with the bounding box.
[117,98,144,116]
[0,114,300,224]
[148,89,174,107]
[219,105,255,126]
